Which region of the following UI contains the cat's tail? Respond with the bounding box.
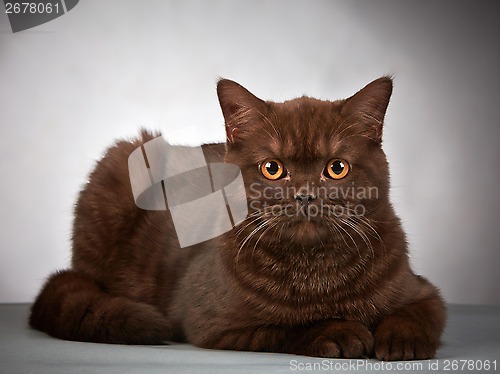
[29,270,172,344]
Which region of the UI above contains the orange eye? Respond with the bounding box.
[260,159,285,180]
[325,159,349,180]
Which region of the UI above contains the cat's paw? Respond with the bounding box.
[306,320,374,358]
[374,318,439,361]
[101,299,173,344]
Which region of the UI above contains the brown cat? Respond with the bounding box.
[30,77,446,361]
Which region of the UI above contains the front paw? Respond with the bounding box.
[305,320,374,358]
[374,318,439,361]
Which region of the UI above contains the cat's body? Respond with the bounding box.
[30,78,446,360]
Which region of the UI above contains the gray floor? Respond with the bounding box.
[1,304,499,374]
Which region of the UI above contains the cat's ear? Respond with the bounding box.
[342,76,393,142]
[217,79,267,144]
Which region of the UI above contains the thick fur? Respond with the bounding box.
[30,78,446,360]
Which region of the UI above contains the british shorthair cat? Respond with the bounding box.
[30,77,446,360]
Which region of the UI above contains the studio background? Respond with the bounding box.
[1,0,499,305]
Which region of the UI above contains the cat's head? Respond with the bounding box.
[217,78,393,250]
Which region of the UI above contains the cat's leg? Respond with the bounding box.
[373,289,446,360]
[199,319,374,358]
[30,270,173,344]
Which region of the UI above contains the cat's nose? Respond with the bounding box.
[295,193,316,206]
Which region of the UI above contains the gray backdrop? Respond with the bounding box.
[1,0,499,304]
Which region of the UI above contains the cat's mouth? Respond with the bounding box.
[238,203,322,245]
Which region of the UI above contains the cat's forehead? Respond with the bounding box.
[267,98,345,161]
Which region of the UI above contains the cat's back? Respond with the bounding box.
[71,131,162,276]
[70,132,226,303]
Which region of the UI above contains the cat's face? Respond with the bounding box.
[218,78,393,250]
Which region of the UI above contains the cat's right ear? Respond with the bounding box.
[217,79,267,144]
[341,76,393,143]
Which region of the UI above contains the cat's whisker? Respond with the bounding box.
[350,214,389,274]
[235,208,284,266]
[339,217,373,268]
[344,214,387,272]
[333,218,362,262]
[234,214,264,239]
[235,220,266,267]
[250,216,282,265]
[235,216,267,243]
[253,216,280,249]
[326,219,351,251]
[277,215,286,243]
[350,215,382,245]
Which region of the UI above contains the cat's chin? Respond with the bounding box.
[291,220,331,246]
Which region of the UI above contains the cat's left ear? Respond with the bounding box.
[342,76,393,142]
[217,79,267,144]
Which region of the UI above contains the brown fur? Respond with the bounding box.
[30,77,446,360]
